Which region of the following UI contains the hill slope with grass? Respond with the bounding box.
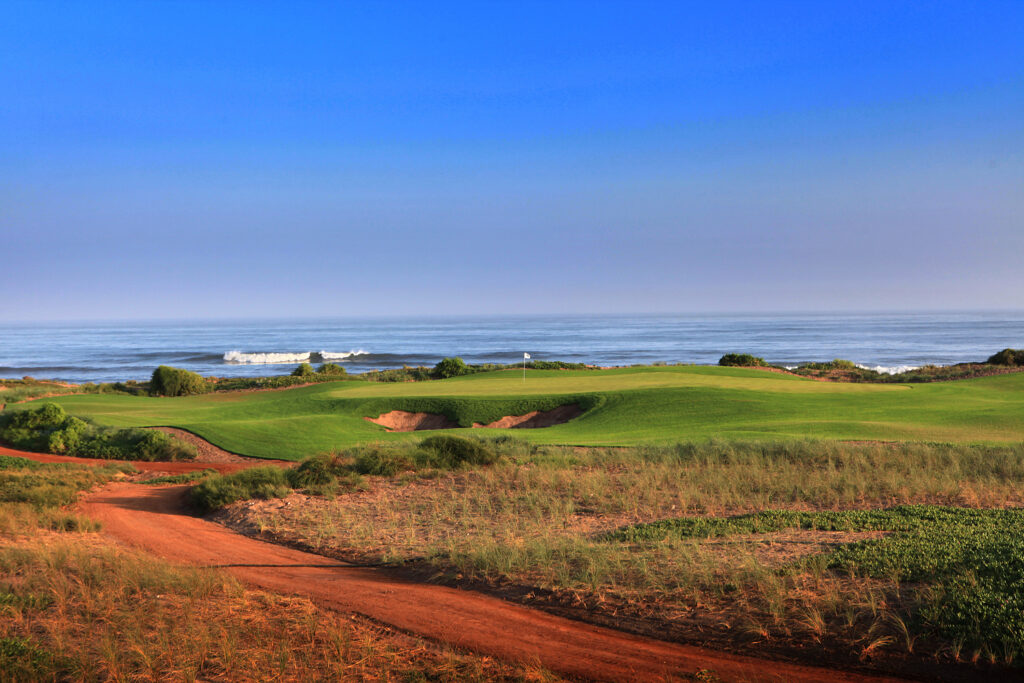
[8,366,1024,460]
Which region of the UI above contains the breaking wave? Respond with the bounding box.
[856,364,920,375]
[223,350,369,365]
[319,349,369,361]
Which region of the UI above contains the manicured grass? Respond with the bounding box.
[14,365,1024,459]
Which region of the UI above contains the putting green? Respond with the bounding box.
[19,366,1024,460]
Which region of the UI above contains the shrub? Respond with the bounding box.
[987,348,1024,366]
[359,366,433,382]
[190,467,291,512]
[150,366,208,397]
[351,444,416,476]
[286,454,341,488]
[316,363,347,376]
[718,353,766,367]
[0,403,196,461]
[291,362,315,377]
[417,435,497,469]
[432,357,468,379]
[285,453,365,495]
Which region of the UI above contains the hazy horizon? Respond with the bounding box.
[3,2,1022,321]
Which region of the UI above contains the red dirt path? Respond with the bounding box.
[3,444,903,682]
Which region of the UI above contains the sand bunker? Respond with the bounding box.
[366,405,582,432]
[365,411,460,432]
[473,404,582,429]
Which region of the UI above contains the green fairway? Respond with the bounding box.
[16,366,1024,460]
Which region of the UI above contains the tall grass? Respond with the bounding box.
[0,542,558,681]
[235,439,1024,666]
[0,449,559,681]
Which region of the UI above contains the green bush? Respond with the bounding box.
[359,366,433,382]
[316,363,347,376]
[291,362,315,377]
[987,348,1024,366]
[417,435,497,469]
[285,453,365,495]
[717,353,766,367]
[351,444,416,476]
[0,403,196,461]
[432,356,468,379]
[150,365,208,397]
[190,467,291,512]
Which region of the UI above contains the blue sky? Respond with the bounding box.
[3,1,1022,320]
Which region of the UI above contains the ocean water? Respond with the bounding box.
[1,313,1022,384]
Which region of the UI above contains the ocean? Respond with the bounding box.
[1,312,1022,384]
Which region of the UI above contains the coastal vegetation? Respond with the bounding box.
[4,359,1024,677]
[718,353,767,367]
[988,348,1024,366]
[0,403,197,461]
[202,437,1024,675]
[0,454,555,681]
[150,365,208,397]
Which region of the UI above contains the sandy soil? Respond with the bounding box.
[75,480,901,683]
[367,405,582,432]
[365,410,460,431]
[151,427,254,463]
[473,403,583,428]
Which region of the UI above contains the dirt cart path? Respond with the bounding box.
[77,481,904,683]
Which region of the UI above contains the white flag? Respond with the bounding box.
[524,353,531,359]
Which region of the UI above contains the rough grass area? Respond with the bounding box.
[0,450,559,681]
[221,439,1024,676]
[192,435,501,510]
[616,506,1024,659]
[0,542,561,682]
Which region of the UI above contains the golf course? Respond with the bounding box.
[16,365,1024,460]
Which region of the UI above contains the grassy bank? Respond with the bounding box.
[12,365,1024,460]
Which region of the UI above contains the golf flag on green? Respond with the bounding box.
[523,353,530,381]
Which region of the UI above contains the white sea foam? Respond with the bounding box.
[223,351,312,364]
[319,349,369,361]
[856,363,920,375]
[223,349,370,364]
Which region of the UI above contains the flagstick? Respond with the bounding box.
[523,355,526,383]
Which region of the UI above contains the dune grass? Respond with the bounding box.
[15,365,1024,460]
[0,451,560,681]
[230,439,1024,668]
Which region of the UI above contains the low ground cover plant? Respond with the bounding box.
[614,505,1024,659]
[0,402,196,461]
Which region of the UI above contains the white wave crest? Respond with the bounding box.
[223,351,312,364]
[319,349,369,361]
[856,363,920,375]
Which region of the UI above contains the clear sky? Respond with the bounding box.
[3,1,1022,320]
